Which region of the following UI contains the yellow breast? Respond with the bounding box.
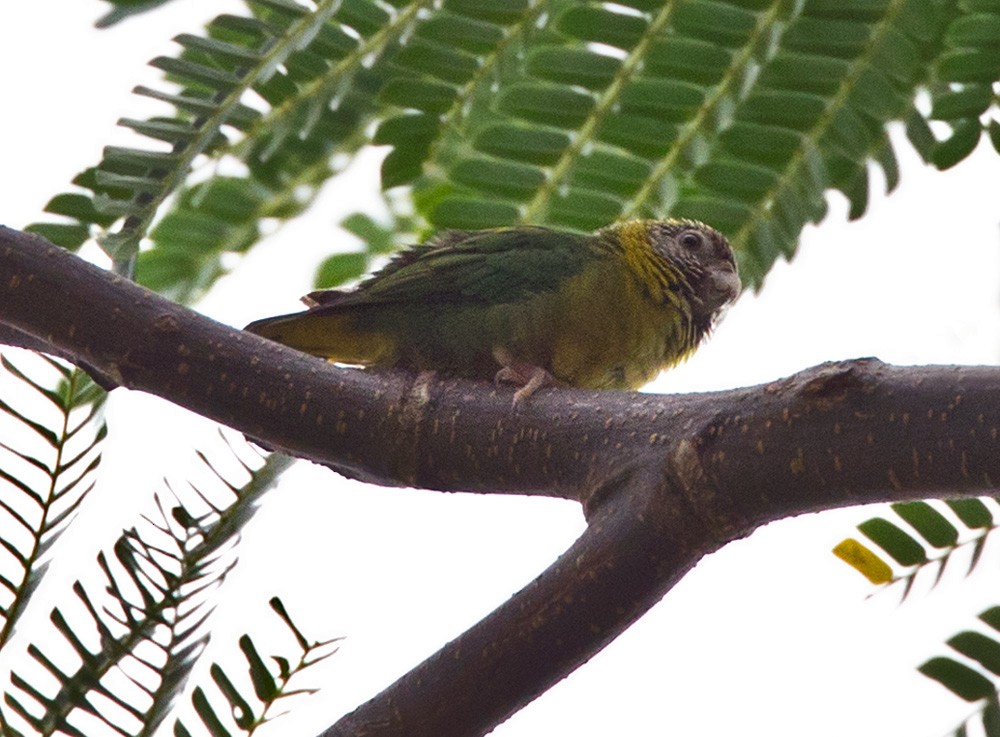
[547,249,692,390]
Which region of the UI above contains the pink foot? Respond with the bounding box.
[493,347,560,405]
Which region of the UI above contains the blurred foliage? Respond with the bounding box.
[26,0,1000,295]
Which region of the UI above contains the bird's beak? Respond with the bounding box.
[711,264,741,305]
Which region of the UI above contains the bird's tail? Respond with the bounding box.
[245,308,396,366]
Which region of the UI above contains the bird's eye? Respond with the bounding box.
[679,231,702,249]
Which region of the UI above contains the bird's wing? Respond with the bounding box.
[319,227,596,309]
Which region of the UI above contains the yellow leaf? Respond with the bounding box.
[832,538,893,585]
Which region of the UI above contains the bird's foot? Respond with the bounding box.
[493,347,560,406]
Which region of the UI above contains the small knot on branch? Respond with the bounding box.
[771,358,885,408]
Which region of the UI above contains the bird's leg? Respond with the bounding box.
[492,346,560,405]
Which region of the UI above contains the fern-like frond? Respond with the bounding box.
[29,0,1000,296]
[0,350,106,649]
[135,0,442,300]
[836,500,1000,735]
[29,0,438,301]
[4,496,215,737]
[1,437,293,737]
[28,0,342,267]
[919,610,1000,736]
[372,0,545,190]
[174,597,339,736]
[673,0,929,273]
[833,498,998,597]
[373,0,982,287]
[32,0,1000,298]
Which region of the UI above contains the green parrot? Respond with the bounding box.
[245,219,740,402]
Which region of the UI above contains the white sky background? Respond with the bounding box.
[3,3,1000,736]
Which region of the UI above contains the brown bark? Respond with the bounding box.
[3,225,999,736]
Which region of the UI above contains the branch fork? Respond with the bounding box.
[3,226,999,736]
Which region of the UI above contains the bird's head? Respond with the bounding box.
[646,219,741,320]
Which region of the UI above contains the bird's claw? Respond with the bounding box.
[493,347,559,406]
[493,366,523,386]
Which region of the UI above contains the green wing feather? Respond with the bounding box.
[309,226,594,309]
[248,226,600,368]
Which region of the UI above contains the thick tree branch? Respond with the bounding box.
[323,465,717,737]
[3,225,1000,736]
